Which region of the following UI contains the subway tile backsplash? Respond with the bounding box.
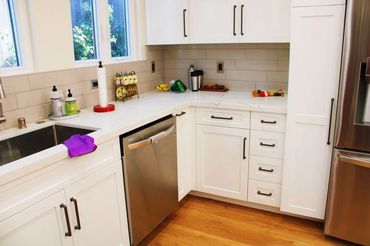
[0,43,289,129]
[162,43,290,91]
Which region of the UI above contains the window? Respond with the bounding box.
[70,0,130,63]
[70,0,98,61]
[0,0,20,68]
[108,0,129,58]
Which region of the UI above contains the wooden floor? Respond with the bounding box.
[143,195,352,246]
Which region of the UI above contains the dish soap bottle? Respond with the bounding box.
[65,89,78,115]
[50,85,63,117]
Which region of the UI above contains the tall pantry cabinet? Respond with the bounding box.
[281,0,346,219]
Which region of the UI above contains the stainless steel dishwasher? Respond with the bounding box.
[120,115,178,245]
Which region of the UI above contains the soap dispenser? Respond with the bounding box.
[50,85,63,117]
[65,89,78,115]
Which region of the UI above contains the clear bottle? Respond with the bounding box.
[50,85,63,117]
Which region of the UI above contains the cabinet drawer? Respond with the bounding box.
[249,156,283,184]
[250,131,285,159]
[251,112,286,132]
[196,108,250,129]
[248,180,281,207]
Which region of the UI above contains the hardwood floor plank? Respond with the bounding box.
[145,196,352,246]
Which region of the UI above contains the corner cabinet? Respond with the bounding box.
[281,3,345,219]
[145,0,189,45]
[145,0,291,45]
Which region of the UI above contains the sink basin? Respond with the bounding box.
[0,125,95,167]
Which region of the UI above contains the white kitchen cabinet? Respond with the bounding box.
[176,108,196,201]
[196,125,249,200]
[188,0,239,44]
[0,191,72,246]
[240,0,291,43]
[281,4,345,219]
[145,0,189,45]
[65,162,129,246]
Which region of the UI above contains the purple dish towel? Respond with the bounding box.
[63,134,97,158]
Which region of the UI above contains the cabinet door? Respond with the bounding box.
[64,162,130,246]
[240,0,291,43]
[196,125,249,200]
[146,0,189,44]
[189,0,240,44]
[0,191,73,246]
[281,5,345,219]
[177,108,196,201]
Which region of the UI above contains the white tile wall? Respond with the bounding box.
[162,44,290,91]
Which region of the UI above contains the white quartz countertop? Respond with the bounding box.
[0,90,287,185]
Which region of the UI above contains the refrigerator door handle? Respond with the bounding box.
[339,154,370,168]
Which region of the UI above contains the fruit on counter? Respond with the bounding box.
[202,84,226,90]
[252,88,285,97]
[156,83,170,92]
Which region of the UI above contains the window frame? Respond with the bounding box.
[72,0,136,67]
[0,0,33,76]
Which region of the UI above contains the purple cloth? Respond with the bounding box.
[63,134,97,158]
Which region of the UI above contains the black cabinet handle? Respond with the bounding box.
[261,120,277,124]
[243,137,247,160]
[183,9,187,38]
[241,4,244,36]
[60,204,72,237]
[260,142,276,147]
[257,191,273,197]
[70,198,82,230]
[233,5,237,36]
[258,167,274,173]
[327,98,334,145]
[176,111,186,117]
[211,115,233,120]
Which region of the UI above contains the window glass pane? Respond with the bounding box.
[108,0,129,58]
[0,0,19,68]
[70,0,97,61]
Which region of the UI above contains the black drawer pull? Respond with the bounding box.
[260,142,276,147]
[258,167,274,173]
[327,98,334,145]
[211,115,233,120]
[243,137,247,160]
[233,5,237,36]
[60,204,72,237]
[70,198,82,230]
[257,191,273,197]
[176,111,186,117]
[261,120,277,124]
[183,9,187,38]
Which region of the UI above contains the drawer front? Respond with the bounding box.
[250,131,285,159]
[251,112,286,132]
[249,156,283,184]
[248,180,281,207]
[196,108,250,129]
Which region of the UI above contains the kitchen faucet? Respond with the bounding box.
[0,77,6,123]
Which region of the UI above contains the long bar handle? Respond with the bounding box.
[257,191,272,197]
[261,120,277,124]
[128,125,175,150]
[211,115,233,120]
[258,167,274,173]
[260,142,276,147]
[233,5,237,36]
[70,198,82,230]
[60,204,72,237]
[243,137,247,160]
[327,98,335,145]
[241,4,244,36]
[339,155,370,169]
[183,9,187,38]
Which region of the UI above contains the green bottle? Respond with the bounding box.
[65,89,78,115]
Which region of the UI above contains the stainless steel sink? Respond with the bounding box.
[0,125,95,167]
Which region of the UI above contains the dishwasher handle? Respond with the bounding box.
[127,125,175,150]
[339,154,370,169]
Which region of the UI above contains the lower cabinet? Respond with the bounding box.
[0,161,130,246]
[196,124,249,200]
[177,107,196,201]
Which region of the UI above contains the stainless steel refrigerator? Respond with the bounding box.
[324,0,370,245]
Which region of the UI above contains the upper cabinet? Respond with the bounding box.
[145,0,291,45]
[145,0,189,45]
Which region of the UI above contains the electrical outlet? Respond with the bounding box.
[217,61,224,73]
[151,61,156,73]
[91,80,98,89]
